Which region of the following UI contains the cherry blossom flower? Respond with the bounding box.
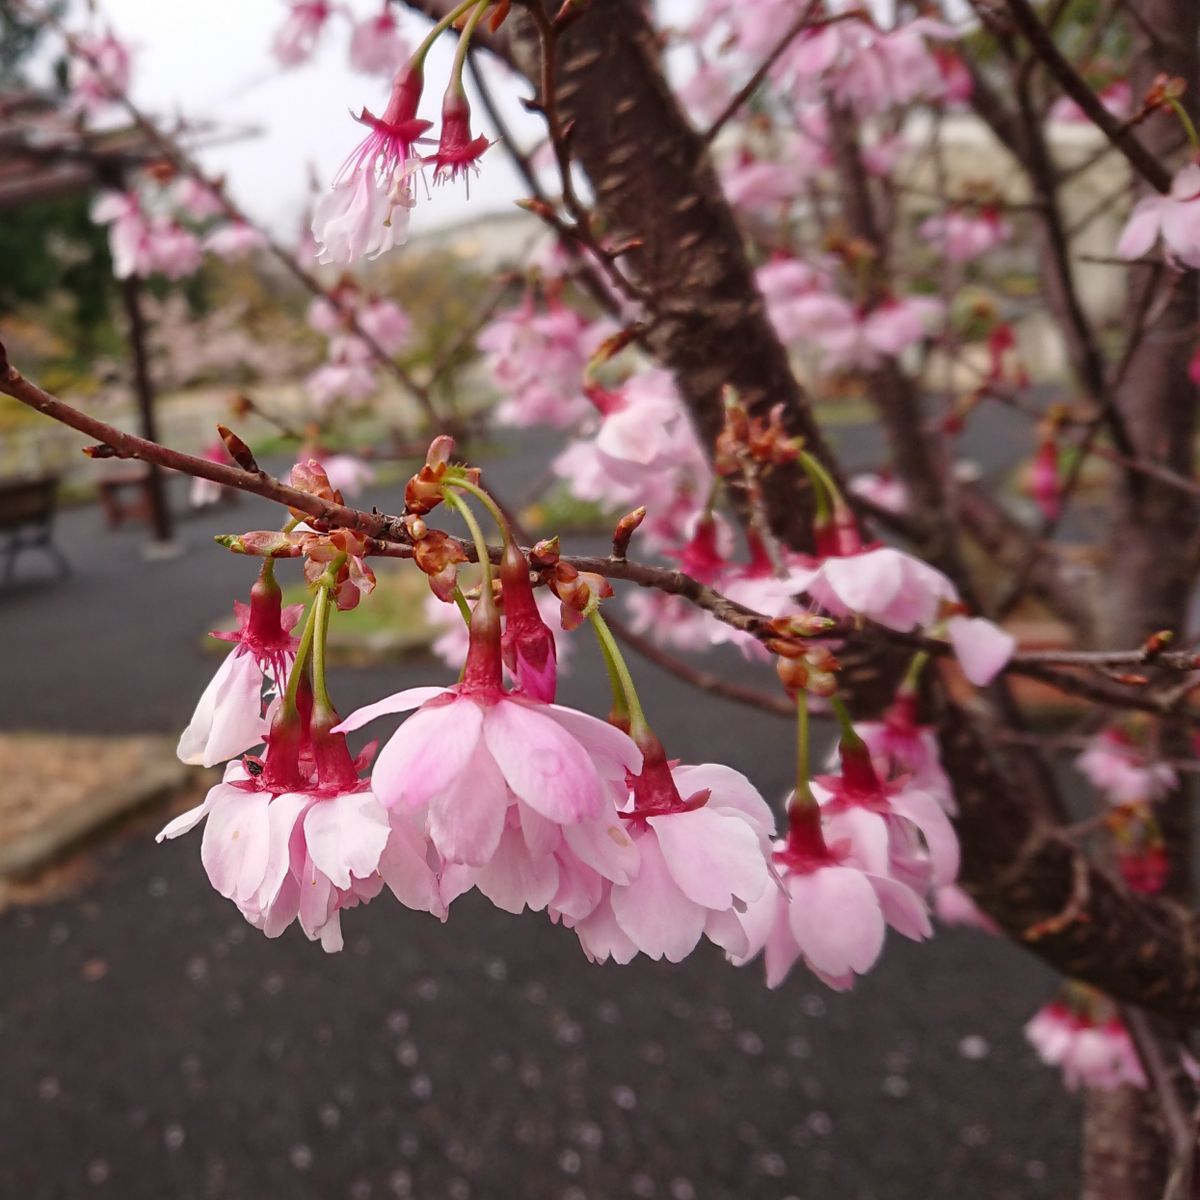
[1116,164,1200,267]
[817,737,960,889]
[177,573,304,768]
[349,9,410,75]
[1050,80,1131,124]
[429,90,490,187]
[918,209,1010,263]
[854,693,954,811]
[479,298,607,428]
[1030,438,1061,520]
[67,30,132,119]
[147,221,204,279]
[734,794,929,989]
[171,177,225,222]
[336,603,642,867]
[204,222,267,261]
[849,471,909,515]
[306,361,378,408]
[357,297,411,354]
[1025,1004,1147,1092]
[314,453,375,498]
[272,1,334,67]
[499,540,559,702]
[1077,728,1178,805]
[312,65,430,264]
[796,545,958,631]
[572,754,775,964]
[934,884,999,933]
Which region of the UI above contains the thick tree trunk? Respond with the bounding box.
[1085,1,1200,1195]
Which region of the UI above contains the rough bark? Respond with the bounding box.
[1085,1,1200,1194]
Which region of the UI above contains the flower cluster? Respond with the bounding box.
[311,1,498,264]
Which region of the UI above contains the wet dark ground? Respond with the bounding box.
[0,424,1079,1200]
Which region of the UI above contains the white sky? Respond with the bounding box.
[50,1,553,235]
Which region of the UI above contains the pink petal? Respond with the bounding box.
[543,704,644,782]
[252,790,312,907]
[573,892,640,964]
[610,832,707,962]
[333,686,449,734]
[426,745,508,866]
[867,873,933,940]
[1115,198,1162,260]
[473,826,560,914]
[200,789,274,903]
[483,699,604,823]
[178,650,267,768]
[947,615,1015,685]
[889,787,960,886]
[787,866,885,978]
[648,808,770,909]
[671,763,776,834]
[303,790,390,889]
[704,907,749,958]
[372,696,484,809]
[561,808,640,884]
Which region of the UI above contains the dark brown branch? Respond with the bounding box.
[1001,0,1172,192]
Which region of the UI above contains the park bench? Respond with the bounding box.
[0,475,69,585]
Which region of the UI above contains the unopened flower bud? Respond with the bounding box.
[530,537,560,569]
[612,507,646,560]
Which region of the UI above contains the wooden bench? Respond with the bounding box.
[96,466,157,528]
[0,475,68,585]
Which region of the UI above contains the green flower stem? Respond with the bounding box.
[589,611,631,726]
[452,585,473,626]
[412,0,481,71]
[797,454,831,524]
[829,694,864,751]
[589,610,646,734]
[445,490,494,592]
[787,688,819,812]
[799,449,846,515]
[311,583,334,713]
[282,600,318,716]
[447,476,511,542]
[450,0,491,87]
[1167,98,1200,151]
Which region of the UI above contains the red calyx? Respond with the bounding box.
[430,90,489,183]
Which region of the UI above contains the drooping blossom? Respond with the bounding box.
[571,748,775,964]
[428,90,490,187]
[90,190,154,278]
[1029,437,1061,521]
[854,693,954,811]
[162,706,443,950]
[918,209,1010,263]
[499,540,559,702]
[734,791,930,989]
[933,884,999,933]
[67,30,132,119]
[336,598,642,867]
[171,176,225,222]
[817,734,960,890]
[849,471,909,515]
[177,571,304,768]
[312,65,430,264]
[1116,164,1200,268]
[314,453,375,498]
[272,1,334,67]
[349,9,410,75]
[306,360,378,408]
[147,220,204,280]
[1076,728,1178,805]
[1025,1003,1147,1092]
[204,221,267,260]
[1050,80,1131,124]
[479,296,608,428]
[357,297,411,355]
